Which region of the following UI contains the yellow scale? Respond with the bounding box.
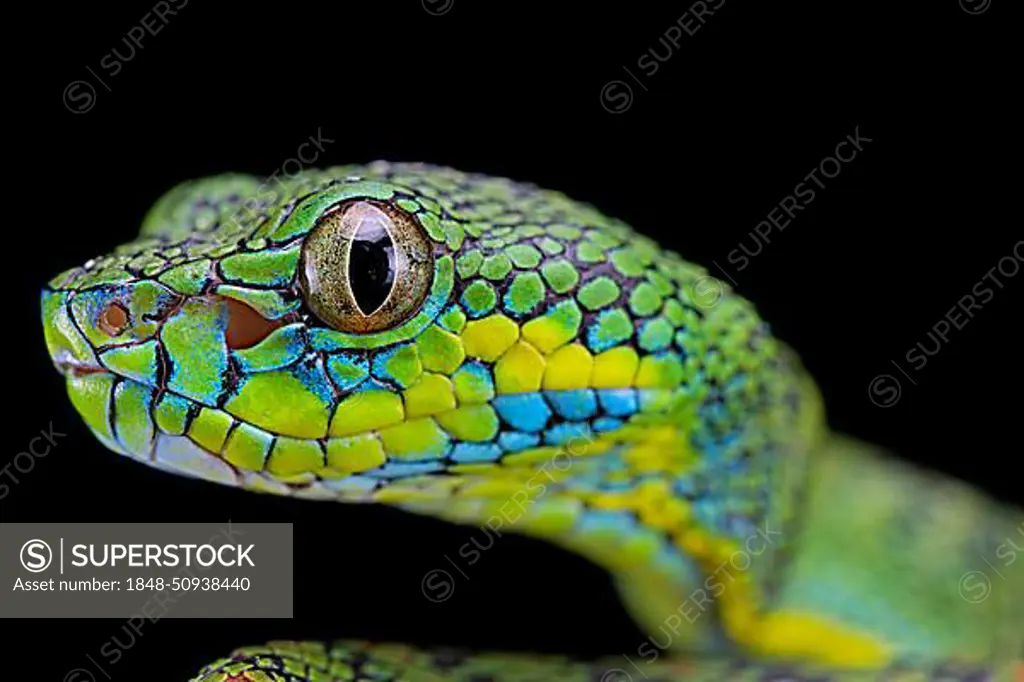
[168,310,893,668]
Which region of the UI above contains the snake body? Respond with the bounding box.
[42,163,1022,680]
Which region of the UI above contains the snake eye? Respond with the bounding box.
[300,200,434,334]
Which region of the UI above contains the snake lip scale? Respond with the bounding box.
[41,162,1023,681]
[51,349,108,378]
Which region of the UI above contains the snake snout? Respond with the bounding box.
[41,281,189,390]
[41,288,101,376]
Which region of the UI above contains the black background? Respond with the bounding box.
[6,1,1019,679]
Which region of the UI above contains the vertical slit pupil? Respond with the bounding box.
[348,205,397,315]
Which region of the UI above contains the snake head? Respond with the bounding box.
[42,163,795,500]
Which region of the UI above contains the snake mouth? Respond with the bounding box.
[51,350,109,378]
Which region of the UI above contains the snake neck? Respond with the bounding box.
[362,289,828,659]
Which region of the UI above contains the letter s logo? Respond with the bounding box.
[20,539,53,573]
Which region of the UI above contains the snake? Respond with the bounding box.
[42,162,1022,681]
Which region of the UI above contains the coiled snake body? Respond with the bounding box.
[42,163,1022,680]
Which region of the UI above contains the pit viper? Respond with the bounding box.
[42,162,1023,681]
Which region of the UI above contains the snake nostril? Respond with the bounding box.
[98,302,129,336]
